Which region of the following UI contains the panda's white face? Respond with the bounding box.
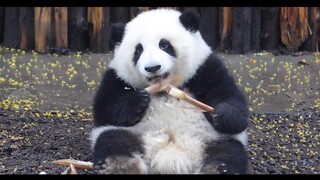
[109,9,212,88]
[134,38,175,83]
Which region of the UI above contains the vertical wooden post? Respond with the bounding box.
[218,7,233,51]
[308,7,319,52]
[199,7,219,49]
[19,7,34,50]
[34,7,53,53]
[280,7,308,51]
[301,7,319,52]
[54,7,68,53]
[232,7,252,54]
[161,7,180,10]
[129,7,151,20]
[261,7,280,51]
[87,7,110,52]
[139,7,150,12]
[3,7,20,48]
[68,7,89,51]
[251,7,261,52]
[180,7,199,12]
[129,7,141,19]
[0,7,5,44]
[110,7,130,23]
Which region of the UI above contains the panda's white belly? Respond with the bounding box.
[130,95,220,174]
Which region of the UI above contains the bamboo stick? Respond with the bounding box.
[145,83,214,113]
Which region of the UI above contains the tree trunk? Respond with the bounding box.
[232,7,252,54]
[280,7,309,51]
[130,7,141,19]
[139,7,151,12]
[261,7,280,51]
[110,7,130,23]
[199,7,219,49]
[54,7,68,53]
[19,7,34,50]
[87,7,110,52]
[3,7,20,48]
[161,7,180,10]
[34,7,53,53]
[129,7,151,19]
[218,7,232,51]
[0,7,5,44]
[301,7,320,52]
[251,7,261,52]
[180,7,199,12]
[68,7,89,52]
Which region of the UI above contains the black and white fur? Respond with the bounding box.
[91,8,249,174]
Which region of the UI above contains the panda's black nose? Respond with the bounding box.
[145,65,161,73]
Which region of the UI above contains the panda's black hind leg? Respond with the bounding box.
[199,139,248,174]
[92,129,147,174]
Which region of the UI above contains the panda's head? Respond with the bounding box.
[109,8,212,88]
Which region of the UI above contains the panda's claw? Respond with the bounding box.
[217,163,228,174]
[139,90,150,97]
[199,160,229,174]
[124,90,150,125]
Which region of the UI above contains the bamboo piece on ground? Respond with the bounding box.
[52,159,93,169]
[70,164,78,174]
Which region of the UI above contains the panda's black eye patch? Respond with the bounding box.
[133,43,143,65]
[159,39,169,49]
[135,43,143,54]
[159,39,176,57]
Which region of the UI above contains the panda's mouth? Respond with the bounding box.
[147,72,169,83]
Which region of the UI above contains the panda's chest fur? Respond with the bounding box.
[136,93,216,135]
[130,92,220,173]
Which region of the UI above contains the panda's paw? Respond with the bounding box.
[95,155,148,174]
[199,161,228,174]
[134,90,150,113]
[206,103,248,134]
[125,90,150,125]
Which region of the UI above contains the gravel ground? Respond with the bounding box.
[248,106,320,174]
[0,48,319,174]
[0,109,93,174]
[0,106,319,174]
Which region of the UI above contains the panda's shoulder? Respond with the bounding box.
[98,68,133,91]
[184,53,234,89]
[202,53,226,68]
[194,53,229,78]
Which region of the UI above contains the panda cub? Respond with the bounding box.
[91,8,249,174]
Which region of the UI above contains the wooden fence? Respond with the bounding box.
[0,7,319,54]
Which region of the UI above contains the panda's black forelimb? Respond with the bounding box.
[93,69,150,127]
[185,54,249,135]
[205,100,248,134]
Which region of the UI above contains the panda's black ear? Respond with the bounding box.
[109,23,126,51]
[179,9,200,33]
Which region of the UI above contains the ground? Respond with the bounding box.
[0,47,319,174]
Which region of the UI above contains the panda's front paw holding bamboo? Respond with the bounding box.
[205,102,248,134]
[121,90,150,126]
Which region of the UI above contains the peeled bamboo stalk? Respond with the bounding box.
[145,83,214,113]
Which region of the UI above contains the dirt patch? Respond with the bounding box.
[0,108,93,174]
